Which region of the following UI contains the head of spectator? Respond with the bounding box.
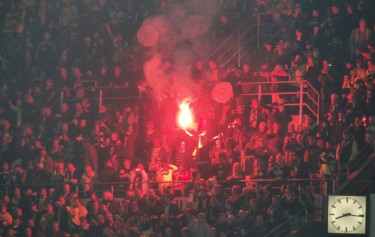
[110,130,120,142]
[114,65,122,78]
[275,153,285,166]
[207,60,217,70]
[123,104,132,114]
[213,184,224,196]
[55,194,66,207]
[249,198,258,210]
[152,136,162,149]
[271,194,281,205]
[182,208,193,221]
[231,185,242,197]
[84,164,94,176]
[73,66,82,80]
[1,203,8,214]
[242,62,250,73]
[231,162,243,177]
[59,67,69,80]
[65,161,73,172]
[40,187,47,199]
[264,41,272,52]
[1,161,10,173]
[259,121,267,133]
[103,191,113,202]
[359,18,367,31]
[194,60,203,70]
[251,98,259,109]
[275,40,284,51]
[216,212,226,226]
[225,199,235,212]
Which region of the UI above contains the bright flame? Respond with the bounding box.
[177,101,193,129]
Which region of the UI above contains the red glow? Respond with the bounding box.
[177,100,193,129]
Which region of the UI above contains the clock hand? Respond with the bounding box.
[336,213,351,219]
[349,214,365,217]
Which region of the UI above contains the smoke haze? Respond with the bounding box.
[140,0,222,101]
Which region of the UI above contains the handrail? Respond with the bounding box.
[240,80,320,124]
[52,24,73,44]
[210,33,240,61]
[346,143,374,174]
[303,80,319,99]
[209,14,254,58]
[58,86,141,111]
[61,85,139,91]
[209,13,287,70]
[74,80,97,88]
[43,90,60,108]
[304,103,318,118]
[304,91,318,105]
[0,178,332,197]
[335,146,375,194]
[264,207,308,237]
[241,80,308,86]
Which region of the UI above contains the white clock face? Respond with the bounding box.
[328,196,366,234]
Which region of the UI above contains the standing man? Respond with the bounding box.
[349,19,373,58]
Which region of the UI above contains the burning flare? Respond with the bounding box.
[177,100,193,129]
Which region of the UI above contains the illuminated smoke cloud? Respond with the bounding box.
[141,1,221,101]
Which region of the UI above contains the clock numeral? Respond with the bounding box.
[346,197,348,203]
[359,206,363,209]
[353,226,356,231]
[337,226,341,230]
[329,213,335,215]
[353,200,357,204]
[358,221,362,224]
[331,221,335,224]
[338,199,341,204]
[359,214,364,217]
[346,227,347,232]
[332,205,336,208]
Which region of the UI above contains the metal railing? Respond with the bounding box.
[265,207,308,237]
[346,143,374,174]
[58,86,141,111]
[336,146,375,195]
[240,80,320,126]
[0,177,334,199]
[209,13,288,70]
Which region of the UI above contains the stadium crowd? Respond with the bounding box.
[0,0,375,236]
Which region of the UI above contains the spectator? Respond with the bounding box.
[82,136,98,173]
[34,31,57,75]
[267,153,290,181]
[129,163,149,196]
[101,191,120,216]
[191,60,206,83]
[336,129,358,183]
[266,194,285,227]
[260,42,274,67]
[349,19,373,57]
[211,152,230,181]
[98,159,117,189]
[0,203,13,230]
[39,203,55,235]
[66,197,87,234]
[81,165,98,196]
[319,149,336,178]
[188,212,210,237]
[58,0,79,29]
[206,60,222,84]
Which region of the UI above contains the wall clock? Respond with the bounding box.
[328,195,366,234]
